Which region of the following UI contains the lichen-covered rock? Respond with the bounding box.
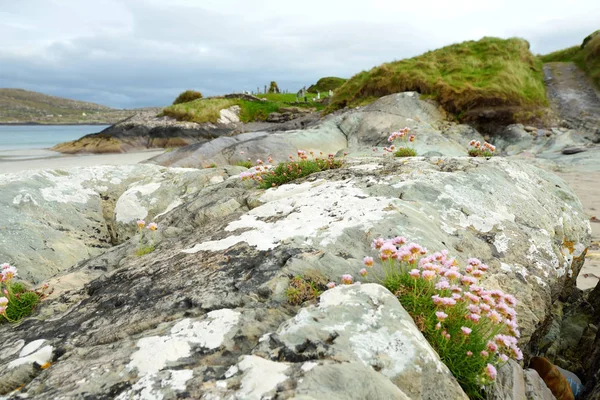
[147,92,483,169]
[0,164,244,283]
[0,156,590,399]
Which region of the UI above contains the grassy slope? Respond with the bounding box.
[327,37,547,117]
[540,30,600,88]
[307,77,347,93]
[163,94,325,124]
[0,88,135,124]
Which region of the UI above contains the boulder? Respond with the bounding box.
[0,164,245,283]
[51,110,241,154]
[0,156,590,398]
[148,92,484,169]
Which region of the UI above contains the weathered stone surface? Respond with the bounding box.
[51,110,241,154]
[0,156,590,399]
[0,164,244,283]
[148,92,484,168]
[524,369,557,400]
[201,284,464,399]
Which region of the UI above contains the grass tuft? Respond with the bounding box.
[394,147,417,157]
[326,37,547,118]
[286,272,327,305]
[258,158,343,189]
[307,77,347,93]
[172,90,203,105]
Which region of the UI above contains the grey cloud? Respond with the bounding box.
[1,0,599,108]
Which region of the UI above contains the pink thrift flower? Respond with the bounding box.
[481,350,489,358]
[363,256,374,267]
[392,236,407,245]
[499,354,509,362]
[435,280,450,290]
[359,268,368,277]
[487,341,498,352]
[504,294,517,306]
[461,276,477,286]
[467,304,481,314]
[461,327,472,335]
[485,364,497,380]
[432,295,443,305]
[435,322,442,330]
[465,265,474,273]
[137,220,146,228]
[488,310,503,324]
[0,296,8,306]
[372,238,385,249]
[471,269,484,278]
[468,313,481,323]
[326,282,336,289]
[409,269,421,279]
[466,351,473,357]
[464,292,480,303]
[379,242,397,259]
[435,311,448,321]
[480,303,491,312]
[441,297,457,307]
[341,274,354,285]
[445,268,461,281]
[422,270,436,281]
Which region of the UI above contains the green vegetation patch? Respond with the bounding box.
[257,157,343,189]
[163,95,324,124]
[327,37,547,117]
[307,77,348,93]
[540,30,600,88]
[172,90,203,105]
[286,271,328,305]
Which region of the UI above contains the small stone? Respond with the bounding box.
[562,146,587,155]
[524,126,537,133]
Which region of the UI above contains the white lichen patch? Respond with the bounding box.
[115,182,162,223]
[128,310,240,376]
[350,328,417,377]
[12,192,38,206]
[182,180,395,253]
[19,339,46,358]
[493,232,510,254]
[349,163,381,171]
[115,369,193,400]
[7,345,53,369]
[154,198,183,219]
[235,355,289,400]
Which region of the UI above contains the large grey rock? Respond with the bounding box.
[0,157,591,399]
[203,284,465,399]
[0,164,244,283]
[147,92,484,168]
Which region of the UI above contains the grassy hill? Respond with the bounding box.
[540,30,600,88]
[0,88,136,124]
[163,93,325,124]
[327,37,548,120]
[307,77,347,93]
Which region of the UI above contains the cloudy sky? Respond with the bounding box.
[1,0,599,108]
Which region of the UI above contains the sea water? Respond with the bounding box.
[0,125,107,151]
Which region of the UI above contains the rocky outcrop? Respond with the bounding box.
[0,164,245,284]
[0,155,590,398]
[51,109,242,154]
[148,92,483,168]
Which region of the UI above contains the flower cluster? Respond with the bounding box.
[135,220,159,256]
[331,237,522,397]
[238,150,344,189]
[0,263,46,323]
[384,127,417,157]
[468,140,496,157]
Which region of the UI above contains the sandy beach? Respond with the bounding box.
[0,148,164,174]
[557,172,600,290]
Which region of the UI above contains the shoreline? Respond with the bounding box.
[0,122,114,126]
[0,148,164,173]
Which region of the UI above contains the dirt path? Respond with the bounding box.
[544,62,600,140]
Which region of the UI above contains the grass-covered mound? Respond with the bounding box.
[540,30,600,88]
[327,37,547,118]
[172,90,203,105]
[163,94,324,124]
[307,77,347,93]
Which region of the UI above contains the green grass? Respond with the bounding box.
[307,77,347,93]
[163,95,325,124]
[257,158,343,189]
[1,282,41,323]
[326,37,548,118]
[540,30,600,88]
[172,90,203,105]
[135,245,155,257]
[235,160,254,169]
[394,147,417,157]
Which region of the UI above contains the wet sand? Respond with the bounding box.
[0,148,164,173]
[557,171,600,290]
